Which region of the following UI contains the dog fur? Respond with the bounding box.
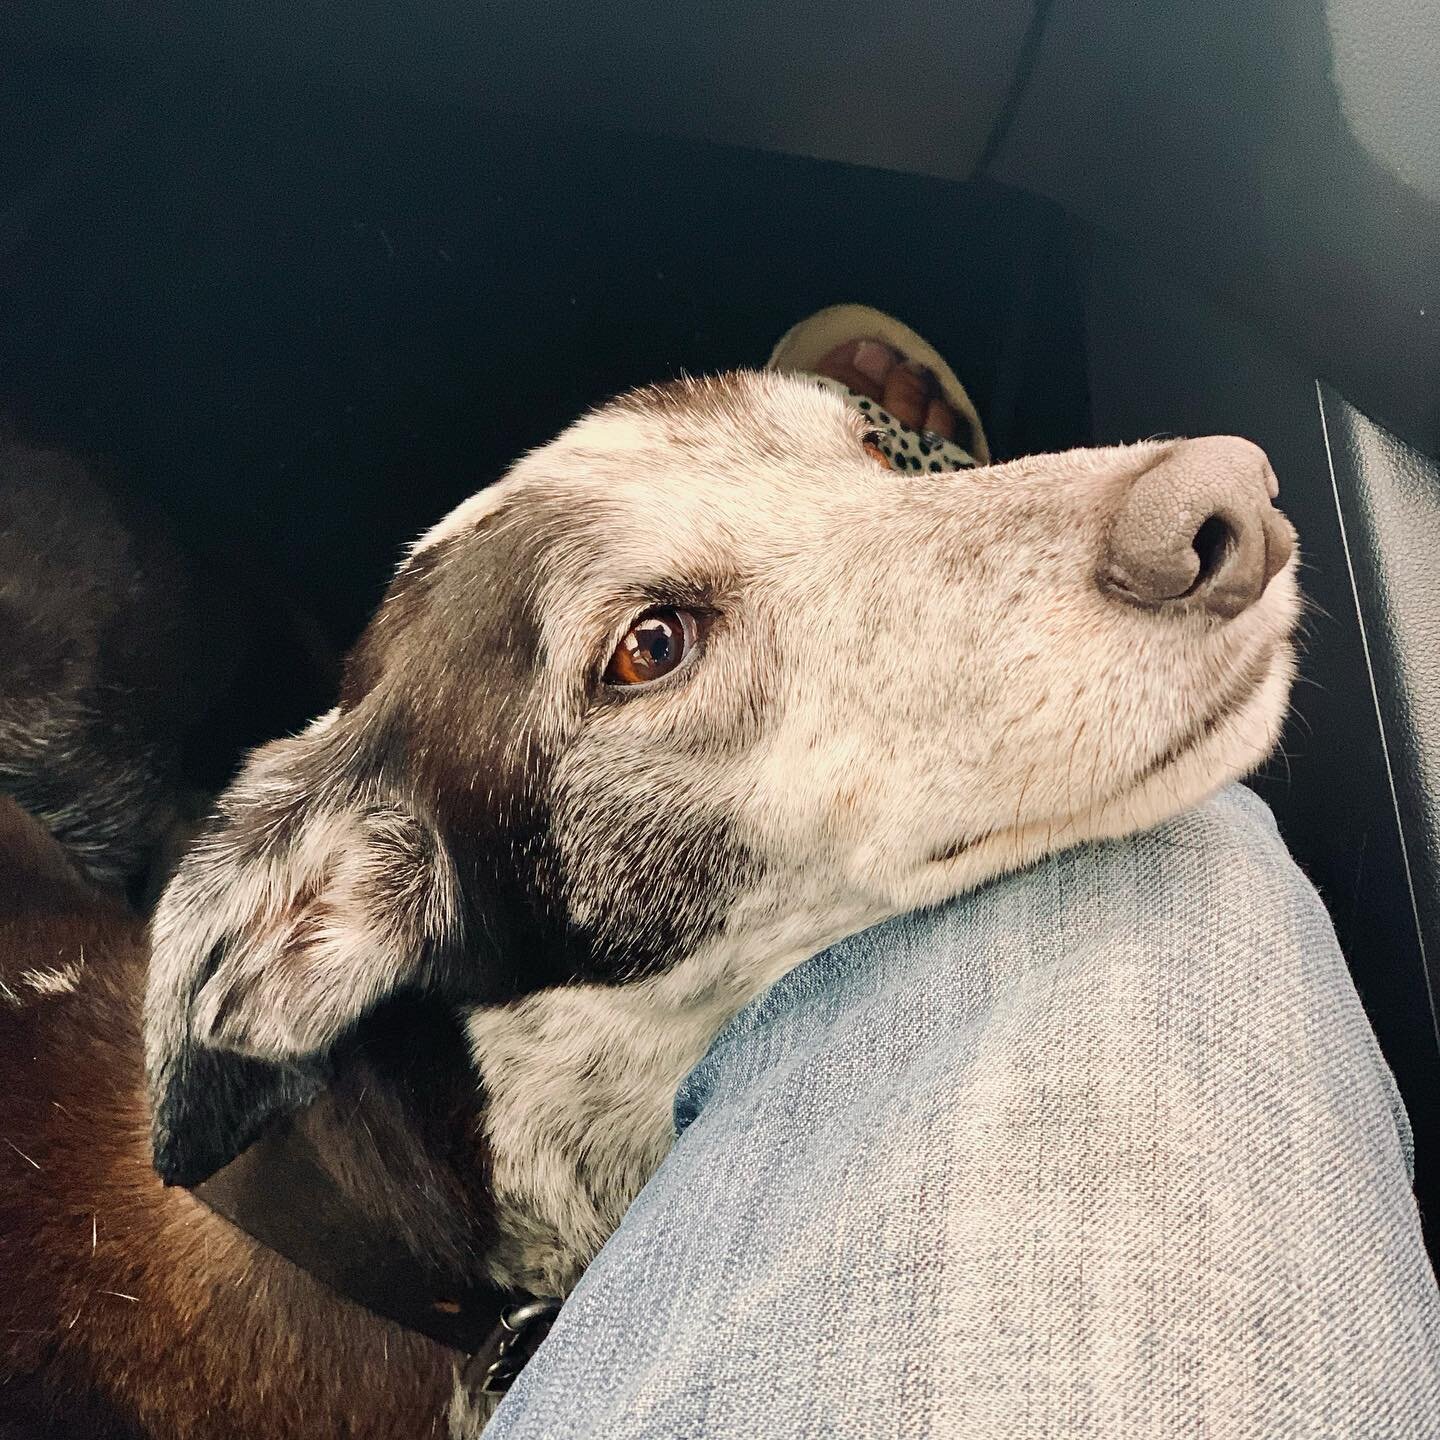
[0,797,469,1438]
[0,433,198,890]
[0,437,460,1438]
[147,372,1297,1431]
[5,374,1299,1436]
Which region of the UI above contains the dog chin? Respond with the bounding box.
[1093,639,1295,841]
[906,637,1295,910]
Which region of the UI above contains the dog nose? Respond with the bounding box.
[1098,436,1294,620]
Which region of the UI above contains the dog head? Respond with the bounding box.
[147,371,1299,1185]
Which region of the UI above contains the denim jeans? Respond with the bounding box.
[480,786,1440,1437]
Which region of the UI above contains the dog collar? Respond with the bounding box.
[193,1117,559,1394]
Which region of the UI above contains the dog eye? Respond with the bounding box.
[604,608,699,687]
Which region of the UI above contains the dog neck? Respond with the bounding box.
[193,997,524,1351]
[193,897,863,1357]
[462,904,870,1298]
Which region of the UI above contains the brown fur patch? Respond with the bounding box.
[0,798,456,1438]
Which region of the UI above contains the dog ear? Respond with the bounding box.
[144,715,464,1187]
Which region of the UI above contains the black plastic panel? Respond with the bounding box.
[0,0,1032,184]
[1319,385,1440,1031]
[992,0,1440,458]
[11,3,1436,458]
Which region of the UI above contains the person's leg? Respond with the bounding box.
[480,786,1440,1439]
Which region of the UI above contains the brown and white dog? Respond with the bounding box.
[4,374,1298,1438]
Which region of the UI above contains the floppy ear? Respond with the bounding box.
[144,716,463,1187]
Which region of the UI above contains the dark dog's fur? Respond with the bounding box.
[0,434,197,888]
[0,797,470,1438]
[0,435,467,1438]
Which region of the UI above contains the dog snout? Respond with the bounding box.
[1097,436,1294,620]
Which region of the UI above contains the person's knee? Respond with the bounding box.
[982,783,1413,1189]
[682,784,1399,1162]
[1043,784,1336,1012]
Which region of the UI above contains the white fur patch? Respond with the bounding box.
[466,888,878,1296]
[5,954,85,1003]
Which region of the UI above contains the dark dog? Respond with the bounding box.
[0,434,457,1438]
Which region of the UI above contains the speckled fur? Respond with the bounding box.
[145,373,1299,1434]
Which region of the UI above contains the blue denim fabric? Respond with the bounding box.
[482,787,1440,1437]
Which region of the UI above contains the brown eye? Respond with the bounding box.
[604,607,699,687]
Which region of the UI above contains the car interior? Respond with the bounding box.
[5,0,1438,1261]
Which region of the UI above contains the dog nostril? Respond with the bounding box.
[1189,515,1235,593]
[1100,436,1289,620]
